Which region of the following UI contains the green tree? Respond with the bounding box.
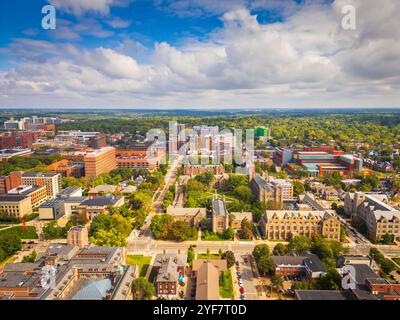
[22,251,37,263]
[272,243,289,256]
[292,180,305,197]
[271,274,284,292]
[257,255,276,276]
[132,277,155,300]
[187,245,195,266]
[319,268,342,290]
[223,227,235,240]
[221,251,236,269]
[0,234,22,258]
[380,233,395,245]
[288,235,312,254]
[252,244,270,262]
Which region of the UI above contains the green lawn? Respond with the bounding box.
[197,253,221,259]
[201,231,232,241]
[219,270,234,299]
[126,255,152,277]
[0,226,38,239]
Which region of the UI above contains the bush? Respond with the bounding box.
[221,251,236,268]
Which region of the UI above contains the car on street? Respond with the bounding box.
[240,287,245,294]
[240,294,245,300]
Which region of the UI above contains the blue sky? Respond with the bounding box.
[0,0,399,109]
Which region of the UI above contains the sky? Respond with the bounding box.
[0,0,399,109]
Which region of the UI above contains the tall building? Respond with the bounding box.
[84,147,117,178]
[22,172,61,199]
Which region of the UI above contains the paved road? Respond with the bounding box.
[127,239,259,255]
[238,254,259,300]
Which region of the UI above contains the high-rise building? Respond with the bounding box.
[22,172,61,199]
[0,171,22,194]
[84,147,117,178]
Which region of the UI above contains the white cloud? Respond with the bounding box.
[1,0,400,108]
[47,0,132,16]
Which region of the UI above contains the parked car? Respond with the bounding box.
[240,287,245,294]
[240,294,245,300]
[235,261,239,266]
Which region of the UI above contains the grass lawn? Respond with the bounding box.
[197,253,221,259]
[126,255,151,277]
[201,231,232,241]
[0,226,38,239]
[0,255,17,269]
[219,270,234,299]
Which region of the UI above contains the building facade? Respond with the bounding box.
[344,192,400,241]
[22,172,61,199]
[84,147,117,178]
[260,210,341,241]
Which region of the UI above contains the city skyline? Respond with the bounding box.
[1,0,399,109]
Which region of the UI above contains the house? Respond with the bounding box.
[153,253,186,298]
[166,206,206,227]
[192,259,227,300]
[271,253,326,279]
[88,185,117,198]
[230,211,253,229]
[78,195,124,220]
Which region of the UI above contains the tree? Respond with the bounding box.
[233,185,253,203]
[22,251,37,263]
[132,277,155,300]
[221,251,236,269]
[271,274,284,292]
[150,214,173,239]
[252,244,270,262]
[292,180,305,197]
[288,235,312,254]
[319,268,342,290]
[257,255,276,276]
[238,218,253,240]
[223,227,235,240]
[187,245,195,266]
[0,234,22,258]
[380,233,395,245]
[272,243,289,256]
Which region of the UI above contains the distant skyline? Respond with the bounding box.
[0,0,399,109]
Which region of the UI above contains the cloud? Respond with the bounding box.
[47,0,132,16]
[1,0,400,108]
[105,17,132,28]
